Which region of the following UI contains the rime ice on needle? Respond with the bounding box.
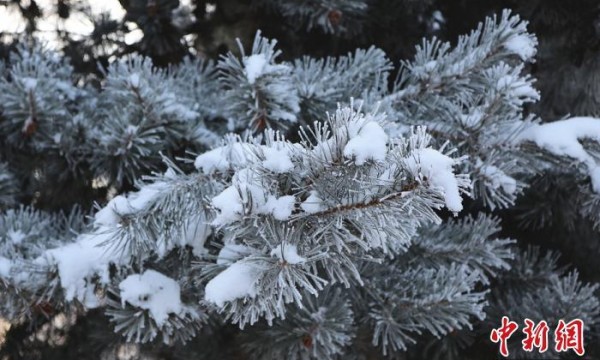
[503,33,537,61]
[270,243,306,264]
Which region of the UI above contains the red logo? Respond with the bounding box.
[554,319,585,356]
[490,316,519,357]
[490,317,585,357]
[522,318,549,353]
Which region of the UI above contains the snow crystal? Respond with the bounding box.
[519,117,600,192]
[424,60,437,72]
[344,121,389,165]
[405,148,463,213]
[0,256,11,278]
[310,137,339,164]
[204,261,260,307]
[504,34,537,61]
[432,10,445,23]
[244,54,268,84]
[496,75,539,101]
[496,75,513,89]
[480,165,517,195]
[22,77,38,91]
[270,243,305,264]
[129,73,140,87]
[300,191,324,214]
[171,4,196,30]
[125,125,138,140]
[460,109,484,128]
[163,103,199,121]
[262,147,294,173]
[55,80,78,100]
[217,244,253,265]
[119,270,182,326]
[7,229,26,245]
[264,195,295,220]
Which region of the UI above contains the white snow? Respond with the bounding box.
[45,233,113,304]
[82,285,100,309]
[129,73,140,87]
[34,181,167,308]
[119,270,182,326]
[35,181,173,308]
[211,167,266,225]
[211,186,245,225]
[22,77,38,91]
[117,185,165,223]
[244,54,268,84]
[182,215,211,257]
[504,34,537,61]
[480,164,517,195]
[94,182,166,227]
[0,256,11,278]
[7,229,26,244]
[344,120,389,165]
[212,186,297,223]
[264,195,295,220]
[195,147,231,174]
[94,195,130,226]
[404,148,463,213]
[204,261,260,307]
[519,117,600,192]
[262,147,294,173]
[270,243,306,264]
[217,244,253,265]
[211,166,297,224]
[194,142,258,174]
[300,191,325,214]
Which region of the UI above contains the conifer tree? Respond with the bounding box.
[0,2,599,360]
